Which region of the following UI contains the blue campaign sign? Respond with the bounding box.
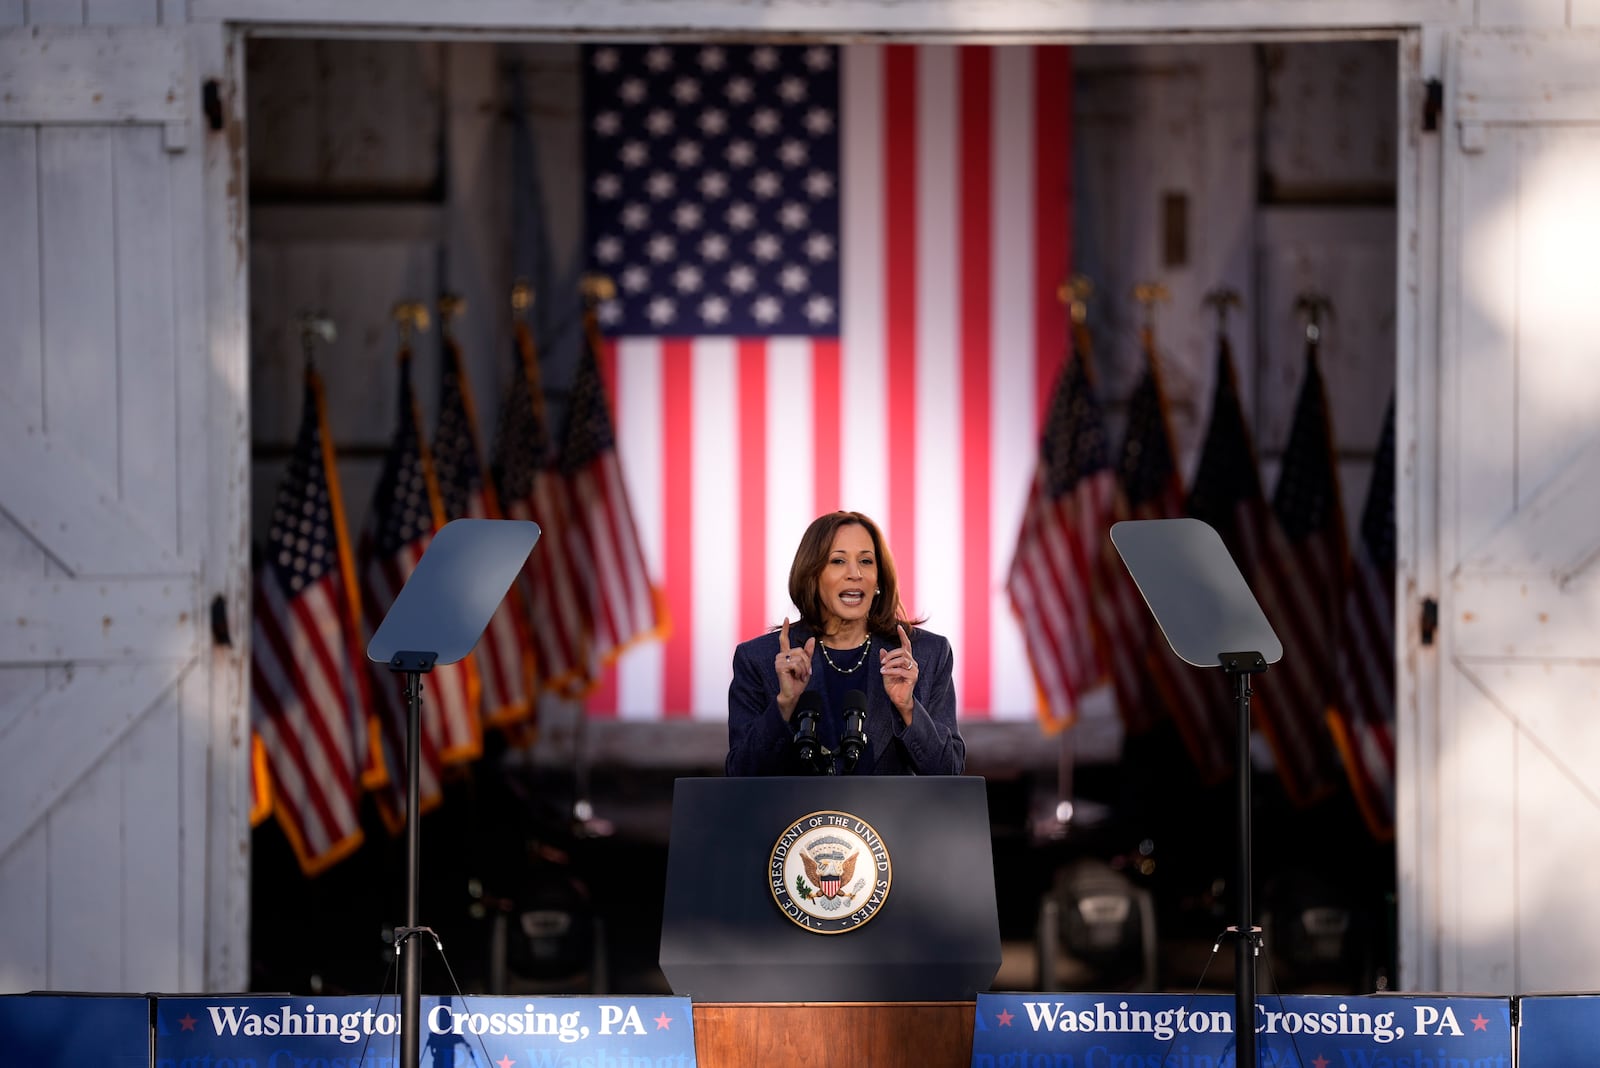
[0,993,150,1068]
[154,994,697,1067]
[972,992,1512,1067]
[1516,993,1600,1066]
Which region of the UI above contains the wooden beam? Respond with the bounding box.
[0,27,188,125]
[1,577,201,662]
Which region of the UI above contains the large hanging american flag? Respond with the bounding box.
[358,351,482,828]
[250,367,371,876]
[582,42,1072,720]
[1328,397,1396,839]
[432,331,536,729]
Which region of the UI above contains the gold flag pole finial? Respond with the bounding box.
[511,278,535,318]
[1202,287,1243,337]
[1295,291,1334,344]
[297,311,337,368]
[1058,274,1093,326]
[581,273,617,308]
[1134,281,1171,334]
[437,293,466,336]
[1059,275,1098,381]
[392,300,431,347]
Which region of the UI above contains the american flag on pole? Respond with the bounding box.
[492,320,591,697]
[1008,349,1114,731]
[1328,397,1396,839]
[1262,338,1348,805]
[359,351,483,828]
[582,42,1072,720]
[432,329,537,729]
[564,307,669,681]
[1094,328,1194,738]
[250,367,371,876]
[1179,335,1266,785]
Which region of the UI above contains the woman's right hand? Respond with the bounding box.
[774,618,815,721]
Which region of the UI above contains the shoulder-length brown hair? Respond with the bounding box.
[784,511,925,639]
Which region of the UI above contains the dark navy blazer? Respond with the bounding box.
[725,622,965,776]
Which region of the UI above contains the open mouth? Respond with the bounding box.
[838,589,866,607]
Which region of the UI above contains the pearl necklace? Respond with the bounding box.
[819,636,872,674]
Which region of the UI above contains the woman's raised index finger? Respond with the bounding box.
[898,623,912,650]
[780,617,792,652]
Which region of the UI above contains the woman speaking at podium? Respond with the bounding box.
[726,510,965,776]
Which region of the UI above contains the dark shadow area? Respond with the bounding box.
[252,723,1395,999]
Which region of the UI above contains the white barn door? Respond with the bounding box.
[0,21,249,992]
[1428,28,1600,993]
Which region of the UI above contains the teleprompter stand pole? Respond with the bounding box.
[388,653,436,1068]
[366,519,542,1068]
[1109,519,1283,1068]
[1221,651,1267,1068]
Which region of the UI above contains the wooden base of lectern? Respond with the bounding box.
[691,1002,974,1068]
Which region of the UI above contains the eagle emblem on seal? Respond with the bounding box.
[771,811,892,933]
[801,843,859,901]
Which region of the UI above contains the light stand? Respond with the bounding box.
[367,518,542,1068]
[1110,518,1282,1068]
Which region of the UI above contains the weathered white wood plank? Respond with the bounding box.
[0,823,47,992]
[39,126,119,480]
[179,648,220,989]
[114,126,181,550]
[0,666,52,734]
[1452,572,1600,660]
[0,127,43,422]
[25,0,84,26]
[0,393,181,574]
[2,577,200,661]
[1459,30,1600,124]
[190,0,1468,34]
[1514,128,1600,508]
[1443,664,1519,992]
[86,0,158,24]
[1465,433,1600,583]
[48,718,124,989]
[0,27,188,123]
[123,683,184,989]
[1517,673,1600,991]
[1450,129,1518,557]
[196,18,251,992]
[0,660,185,862]
[172,71,209,568]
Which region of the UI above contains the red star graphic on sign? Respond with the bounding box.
[1312,1056,1330,1068]
[178,1014,197,1032]
[996,1009,1014,1027]
[655,1011,673,1030]
[497,1056,515,1068]
[1471,1013,1489,1031]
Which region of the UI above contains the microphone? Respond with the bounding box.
[840,689,868,773]
[791,691,824,772]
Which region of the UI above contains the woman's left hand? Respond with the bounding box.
[880,623,919,723]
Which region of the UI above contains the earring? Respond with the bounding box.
[874,588,881,595]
